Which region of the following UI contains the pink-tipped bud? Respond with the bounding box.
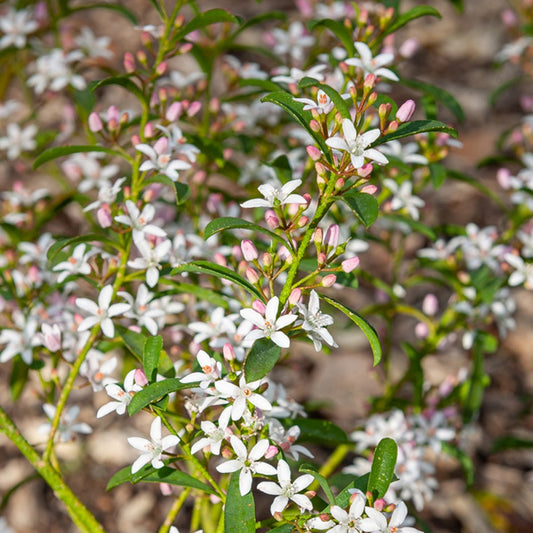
[289,288,302,306]
[123,52,135,73]
[306,145,322,161]
[42,323,62,352]
[335,178,345,191]
[88,112,103,132]
[245,267,260,284]
[322,274,337,287]
[309,119,321,132]
[223,343,235,361]
[155,62,167,76]
[422,293,439,316]
[265,445,279,459]
[252,299,266,315]
[232,245,242,262]
[97,204,112,227]
[214,252,227,267]
[107,105,120,123]
[134,368,149,386]
[131,134,141,146]
[265,210,280,229]
[314,228,323,246]
[187,101,202,117]
[361,184,377,195]
[497,168,511,190]
[317,252,327,267]
[358,163,373,178]
[241,240,258,261]
[363,73,376,91]
[415,322,428,339]
[262,252,272,268]
[159,483,173,496]
[396,99,415,122]
[399,37,419,58]
[325,224,339,249]
[144,122,155,138]
[166,101,182,121]
[341,256,360,273]
[374,498,387,512]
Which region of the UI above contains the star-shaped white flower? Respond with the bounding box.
[329,493,379,533]
[241,179,307,209]
[345,41,399,81]
[294,89,335,115]
[216,436,277,495]
[297,290,338,352]
[181,350,222,389]
[240,296,297,348]
[257,459,314,516]
[115,200,167,238]
[128,416,180,473]
[326,119,388,169]
[97,369,143,418]
[364,501,422,533]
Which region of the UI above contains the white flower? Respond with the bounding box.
[216,436,277,495]
[128,233,172,287]
[241,179,307,209]
[190,419,229,455]
[75,27,113,59]
[364,502,422,533]
[294,89,335,114]
[328,493,378,533]
[0,7,38,49]
[0,123,37,160]
[53,243,93,282]
[39,404,92,442]
[297,290,338,351]
[240,297,297,348]
[505,253,533,288]
[257,459,314,516]
[97,369,143,417]
[115,200,167,238]
[326,119,388,169]
[118,284,166,335]
[379,141,428,165]
[345,42,399,81]
[128,416,180,473]
[383,179,425,220]
[80,351,118,392]
[271,64,327,85]
[136,137,191,181]
[215,375,272,422]
[76,285,131,337]
[181,350,222,389]
[0,310,39,364]
[270,21,315,62]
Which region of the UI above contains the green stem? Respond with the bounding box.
[0,407,105,533]
[158,487,191,533]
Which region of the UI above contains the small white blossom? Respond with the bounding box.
[181,350,222,389]
[297,290,338,351]
[0,123,37,160]
[345,41,399,81]
[241,179,307,209]
[97,370,143,418]
[39,404,92,442]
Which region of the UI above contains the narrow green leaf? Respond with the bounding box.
[172,261,265,302]
[429,163,447,189]
[33,145,124,169]
[176,9,241,41]
[143,336,162,384]
[268,526,294,533]
[224,472,256,533]
[382,215,436,240]
[298,77,351,119]
[261,91,332,163]
[239,78,283,93]
[9,359,29,401]
[243,338,281,382]
[308,19,355,56]
[168,282,229,309]
[332,474,370,507]
[145,175,191,206]
[291,418,350,445]
[492,436,533,452]
[231,11,286,38]
[70,3,138,23]
[128,379,196,415]
[47,234,119,263]
[90,76,147,107]
[300,464,335,506]
[383,6,441,37]
[117,325,147,362]
[442,442,474,486]
[321,296,382,366]
[401,78,465,122]
[204,217,290,248]
[372,120,457,147]
[368,438,398,499]
[342,191,379,228]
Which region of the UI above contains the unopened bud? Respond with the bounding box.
[265,210,280,229]
[374,498,386,512]
[361,184,377,195]
[415,322,428,339]
[144,122,155,138]
[136,50,148,66]
[123,52,135,73]
[97,204,112,227]
[341,256,360,273]
[42,323,62,352]
[252,299,266,315]
[88,112,103,132]
[166,101,182,121]
[363,73,376,91]
[309,119,321,132]
[221,446,233,459]
[265,445,278,459]
[306,145,322,161]
[317,252,327,267]
[422,293,439,316]
[325,224,339,249]
[314,228,323,247]
[335,178,345,191]
[241,240,258,261]
[396,99,415,122]
[497,167,511,189]
[155,61,167,76]
[288,288,302,306]
[187,101,202,117]
[296,216,309,228]
[262,252,272,268]
[134,368,149,386]
[223,343,235,361]
[322,274,336,287]
[245,267,260,284]
[107,105,120,123]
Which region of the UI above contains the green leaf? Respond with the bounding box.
[46,234,119,263]
[383,6,441,37]
[308,19,355,56]
[442,442,474,487]
[128,378,196,415]
[177,9,241,41]
[268,525,294,533]
[381,215,436,240]
[172,261,265,301]
[224,472,256,533]
[333,474,370,507]
[117,325,146,362]
[143,336,162,384]
[106,464,216,494]
[401,78,465,122]
[33,145,124,169]
[321,296,382,366]
[372,120,457,147]
[231,11,286,38]
[90,76,147,108]
[204,217,290,249]
[243,338,281,382]
[300,464,335,506]
[9,359,29,401]
[69,3,138,23]
[429,163,447,189]
[342,191,379,228]
[491,436,533,453]
[298,77,351,119]
[368,438,398,499]
[168,282,229,309]
[291,418,350,445]
[145,175,191,205]
[240,78,284,93]
[261,91,332,163]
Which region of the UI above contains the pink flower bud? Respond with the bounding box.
[155,62,167,76]
[358,163,373,178]
[399,38,419,58]
[97,204,112,228]
[123,52,135,73]
[252,300,266,315]
[232,245,242,261]
[265,210,280,229]
[42,323,61,352]
[422,293,439,316]
[306,145,322,161]
[160,483,173,496]
[278,246,292,263]
[264,445,279,459]
[288,288,302,306]
[241,239,258,261]
[364,73,376,90]
[214,252,227,267]
[144,122,155,138]
[131,134,141,146]
[187,101,202,117]
[166,101,182,121]
[223,343,235,361]
[415,322,428,339]
[134,368,148,386]
[341,256,360,273]
[497,168,511,189]
[322,274,337,287]
[325,224,339,249]
[154,137,168,155]
[88,112,103,132]
[245,267,260,284]
[374,498,387,512]
[107,105,120,123]
[396,99,415,122]
[317,252,327,267]
[262,253,272,267]
[361,184,377,195]
[295,0,313,17]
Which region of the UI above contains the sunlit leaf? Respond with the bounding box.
[243,338,281,382]
[368,438,398,499]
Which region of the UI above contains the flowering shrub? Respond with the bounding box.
[0,0,531,532]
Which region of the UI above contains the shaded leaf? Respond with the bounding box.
[33,145,124,169]
[372,120,457,147]
[143,336,162,384]
[442,442,474,487]
[308,19,355,56]
[116,325,146,362]
[342,191,379,228]
[224,472,256,533]
[429,163,447,189]
[321,296,382,366]
[128,379,196,415]
[383,6,441,37]
[90,76,147,107]
[291,418,350,445]
[47,234,119,264]
[298,77,351,119]
[177,9,241,42]
[9,359,29,402]
[300,464,335,506]
[243,338,281,382]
